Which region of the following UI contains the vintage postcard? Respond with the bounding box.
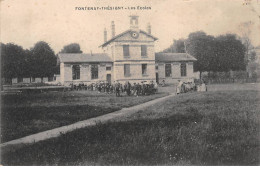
[0,0,259,166]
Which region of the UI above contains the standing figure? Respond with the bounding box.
[176,80,183,95]
[154,82,158,94]
[200,80,207,92]
[126,82,131,96]
[136,83,141,96]
[141,82,145,95]
[120,84,124,96]
[115,82,120,97]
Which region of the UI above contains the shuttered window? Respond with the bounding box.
[181,63,187,77]
[141,45,147,57]
[124,64,130,77]
[123,45,130,57]
[72,65,80,80]
[165,64,172,77]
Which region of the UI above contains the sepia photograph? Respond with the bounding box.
[0,0,260,166]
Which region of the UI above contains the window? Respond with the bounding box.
[124,64,130,77]
[155,65,158,70]
[123,45,130,57]
[141,45,147,57]
[72,65,80,80]
[91,64,98,79]
[165,64,172,77]
[18,77,23,83]
[142,64,147,75]
[106,66,111,71]
[181,63,187,77]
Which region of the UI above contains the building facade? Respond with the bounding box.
[58,16,197,85]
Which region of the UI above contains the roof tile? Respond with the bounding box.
[58,53,112,63]
[155,53,197,62]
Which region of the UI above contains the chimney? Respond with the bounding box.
[129,15,139,30]
[104,28,107,42]
[147,23,151,34]
[111,21,115,38]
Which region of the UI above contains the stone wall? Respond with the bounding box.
[80,64,91,81]
[113,61,156,83]
[157,62,195,84]
[60,62,112,85]
[114,42,155,61]
[109,31,156,83]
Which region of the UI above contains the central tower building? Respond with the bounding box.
[100,15,158,83]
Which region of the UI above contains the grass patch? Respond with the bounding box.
[1,90,168,142]
[1,89,259,165]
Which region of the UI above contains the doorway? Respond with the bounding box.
[106,74,111,84]
[156,73,159,83]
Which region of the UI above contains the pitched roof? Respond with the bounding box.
[58,53,112,63]
[100,29,158,48]
[155,53,197,62]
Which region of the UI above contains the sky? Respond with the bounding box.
[1,0,260,53]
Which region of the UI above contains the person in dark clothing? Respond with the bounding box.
[115,82,120,97]
[126,82,131,96]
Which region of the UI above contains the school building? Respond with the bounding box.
[58,16,197,85]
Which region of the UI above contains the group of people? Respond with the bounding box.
[69,79,206,96]
[69,81,158,97]
[176,80,207,94]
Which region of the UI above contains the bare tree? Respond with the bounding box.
[238,21,254,63]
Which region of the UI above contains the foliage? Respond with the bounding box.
[249,50,256,62]
[186,31,215,74]
[59,43,82,53]
[30,41,57,78]
[1,43,28,79]
[214,34,246,71]
[238,22,254,64]
[163,39,185,53]
[1,42,58,80]
[163,31,247,78]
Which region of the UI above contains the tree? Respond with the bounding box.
[215,34,246,72]
[186,31,215,79]
[60,43,82,53]
[30,41,57,78]
[238,22,254,64]
[1,43,27,82]
[163,39,185,53]
[249,50,256,62]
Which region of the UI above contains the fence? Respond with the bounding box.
[204,78,257,84]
